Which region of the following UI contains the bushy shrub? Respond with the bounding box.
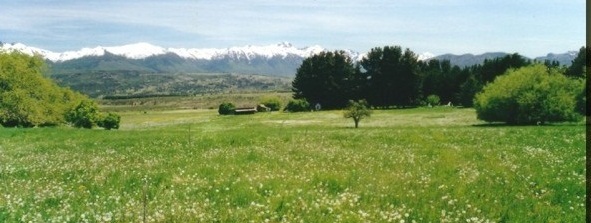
[425,94,441,107]
[218,102,236,115]
[260,96,283,111]
[66,100,100,128]
[284,99,310,112]
[97,112,121,130]
[474,64,583,124]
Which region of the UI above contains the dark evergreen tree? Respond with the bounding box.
[359,47,388,107]
[565,46,587,78]
[292,51,358,109]
[360,46,421,108]
[396,49,422,106]
[419,59,465,104]
[457,73,482,107]
[479,53,530,84]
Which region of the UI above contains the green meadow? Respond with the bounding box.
[0,107,585,222]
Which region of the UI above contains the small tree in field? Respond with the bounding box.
[344,99,372,128]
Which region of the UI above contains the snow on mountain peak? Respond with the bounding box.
[105,42,166,59]
[55,47,106,61]
[418,52,436,61]
[0,42,59,59]
[1,42,343,62]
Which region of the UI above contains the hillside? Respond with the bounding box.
[52,71,292,98]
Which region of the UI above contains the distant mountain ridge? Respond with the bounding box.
[0,42,578,76]
[432,51,577,68]
[0,42,332,62]
[432,52,510,68]
[533,51,579,67]
[0,42,334,76]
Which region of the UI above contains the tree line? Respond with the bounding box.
[292,45,587,110]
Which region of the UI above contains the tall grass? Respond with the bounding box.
[0,108,585,222]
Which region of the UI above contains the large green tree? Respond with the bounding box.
[292,51,358,109]
[0,51,86,127]
[360,46,421,108]
[474,64,583,124]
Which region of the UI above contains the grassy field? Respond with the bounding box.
[0,107,585,222]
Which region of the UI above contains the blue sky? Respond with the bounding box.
[0,0,585,57]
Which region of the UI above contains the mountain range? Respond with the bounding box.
[0,42,346,76]
[0,41,579,98]
[0,41,578,76]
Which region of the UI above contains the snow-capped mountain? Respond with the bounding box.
[0,41,578,76]
[0,42,58,59]
[0,41,369,76]
[417,52,435,61]
[0,42,330,62]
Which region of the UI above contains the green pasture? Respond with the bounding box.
[0,107,585,222]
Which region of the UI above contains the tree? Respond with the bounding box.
[474,64,583,124]
[344,99,372,128]
[218,102,235,115]
[360,46,421,108]
[565,46,587,78]
[66,100,100,128]
[564,47,588,116]
[0,51,87,127]
[457,73,482,107]
[292,51,359,109]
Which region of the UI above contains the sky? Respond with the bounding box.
[0,0,585,57]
